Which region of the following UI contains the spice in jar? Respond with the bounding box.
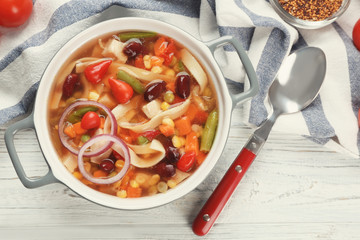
[278,0,343,21]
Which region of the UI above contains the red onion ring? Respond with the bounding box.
[78,134,130,184]
[58,100,117,157]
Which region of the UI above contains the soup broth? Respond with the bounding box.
[48,31,218,198]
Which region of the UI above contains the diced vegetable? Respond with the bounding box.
[174,116,192,136]
[159,124,175,137]
[137,136,149,145]
[117,70,145,94]
[200,109,218,152]
[119,32,157,41]
[101,38,128,63]
[142,99,162,119]
[185,131,199,156]
[81,134,90,143]
[73,122,87,135]
[64,125,76,138]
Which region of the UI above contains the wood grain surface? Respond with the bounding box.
[1,107,360,240]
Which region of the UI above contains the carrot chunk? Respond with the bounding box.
[127,186,142,198]
[174,116,192,136]
[64,125,76,138]
[73,122,87,135]
[159,124,175,137]
[185,131,199,156]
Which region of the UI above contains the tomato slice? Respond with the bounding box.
[84,60,112,84]
[81,111,101,130]
[108,77,134,104]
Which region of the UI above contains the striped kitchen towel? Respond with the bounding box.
[0,0,359,156]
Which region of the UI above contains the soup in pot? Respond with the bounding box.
[48,31,218,198]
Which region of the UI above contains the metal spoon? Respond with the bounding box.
[192,47,326,236]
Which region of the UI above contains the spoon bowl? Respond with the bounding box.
[193,47,326,236]
[269,47,326,115]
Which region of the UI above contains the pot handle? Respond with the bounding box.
[4,111,58,188]
[205,35,259,107]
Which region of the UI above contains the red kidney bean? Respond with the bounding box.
[62,73,79,98]
[153,161,176,178]
[123,39,143,58]
[99,159,115,173]
[144,81,166,102]
[175,72,190,99]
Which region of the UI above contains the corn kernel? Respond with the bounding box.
[130,180,139,188]
[88,91,100,101]
[55,125,59,130]
[135,173,147,185]
[73,171,83,180]
[179,136,186,146]
[117,189,127,198]
[151,66,163,74]
[167,179,177,189]
[115,159,125,169]
[149,174,160,185]
[162,117,175,127]
[164,69,175,77]
[143,55,151,69]
[157,181,168,193]
[148,185,158,196]
[172,136,182,148]
[161,102,170,111]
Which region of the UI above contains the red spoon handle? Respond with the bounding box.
[192,147,256,236]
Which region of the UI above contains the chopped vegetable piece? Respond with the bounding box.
[164,91,175,103]
[141,130,161,141]
[200,109,218,152]
[84,60,112,84]
[137,136,150,145]
[177,151,196,172]
[64,125,76,138]
[81,134,90,143]
[159,124,175,137]
[196,151,207,166]
[119,32,157,41]
[73,122,87,135]
[117,70,145,94]
[127,186,142,198]
[108,77,134,104]
[134,55,145,69]
[93,170,108,178]
[185,131,199,156]
[174,116,192,136]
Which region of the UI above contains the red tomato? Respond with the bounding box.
[108,77,133,104]
[81,111,100,130]
[0,0,33,28]
[353,18,360,51]
[153,37,176,66]
[177,151,196,172]
[84,60,112,84]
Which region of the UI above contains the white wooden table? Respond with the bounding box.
[1,106,360,239]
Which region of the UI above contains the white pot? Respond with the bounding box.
[5,17,258,210]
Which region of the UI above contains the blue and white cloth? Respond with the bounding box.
[1,0,360,156]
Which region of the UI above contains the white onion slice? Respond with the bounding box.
[78,134,130,184]
[58,100,117,157]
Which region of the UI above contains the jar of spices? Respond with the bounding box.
[270,0,351,29]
